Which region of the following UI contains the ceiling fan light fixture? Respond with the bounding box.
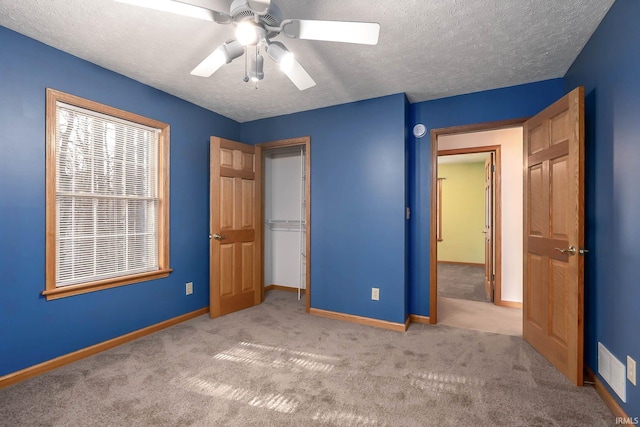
[190,40,244,77]
[236,20,259,46]
[221,40,245,62]
[266,41,293,72]
[279,52,294,72]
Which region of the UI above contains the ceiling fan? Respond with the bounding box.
[118,0,381,90]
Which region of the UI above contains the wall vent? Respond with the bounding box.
[598,342,626,402]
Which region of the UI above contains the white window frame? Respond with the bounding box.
[44,89,171,300]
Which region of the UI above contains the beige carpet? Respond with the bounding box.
[0,291,611,426]
[437,263,489,302]
[437,297,522,336]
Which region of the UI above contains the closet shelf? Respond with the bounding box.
[266,219,306,230]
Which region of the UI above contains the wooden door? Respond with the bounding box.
[484,154,494,302]
[523,87,585,385]
[210,137,262,318]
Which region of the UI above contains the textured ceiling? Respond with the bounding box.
[0,0,614,123]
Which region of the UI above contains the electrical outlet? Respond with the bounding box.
[185,282,193,295]
[371,287,379,301]
[628,356,637,386]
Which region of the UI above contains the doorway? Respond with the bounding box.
[209,136,311,318]
[437,149,497,304]
[430,120,524,335]
[258,137,311,312]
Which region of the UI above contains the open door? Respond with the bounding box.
[484,153,495,302]
[209,136,262,318]
[523,87,585,385]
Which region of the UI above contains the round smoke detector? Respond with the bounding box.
[413,124,427,138]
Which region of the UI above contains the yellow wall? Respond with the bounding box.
[437,162,485,264]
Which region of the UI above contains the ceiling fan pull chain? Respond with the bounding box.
[243,46,249,83]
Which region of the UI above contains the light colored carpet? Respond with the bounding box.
[438,296,522,336]
[0,291,612,426]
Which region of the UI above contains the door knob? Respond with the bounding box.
[213,233,228,241]
[554,245,576,256]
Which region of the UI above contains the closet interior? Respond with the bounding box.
[263,145,307,300]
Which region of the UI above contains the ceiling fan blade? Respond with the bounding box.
[116,0,232,23]
[282,20,380,45]
[191,40,244,77]
[174,0,231,12]
[282,57,316,91]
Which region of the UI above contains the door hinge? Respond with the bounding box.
[491,164,496,173]
[406,207,411,220]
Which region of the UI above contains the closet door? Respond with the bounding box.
[209,137,262,317]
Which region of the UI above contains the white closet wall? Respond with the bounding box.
[264,149,306,293]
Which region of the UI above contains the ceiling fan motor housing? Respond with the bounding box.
[231,0,283,37]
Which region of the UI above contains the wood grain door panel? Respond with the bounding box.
[523,87,584,385]
[210,137,262,318]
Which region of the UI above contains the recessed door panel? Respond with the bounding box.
[241,179,255,229]
[550,259,569,344]
[528,164,545,237]
[551,110,569,146]
[242,242,255,291]
[219,244,235,296]
[241,152,254,172]
[551,156,569,241]
[220,148,234,169]
[220,177,235,231]
[528,124,547,155]
[527,253,545,330]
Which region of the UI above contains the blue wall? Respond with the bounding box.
[564,0,640,416]
[0,26,240,376]
[241,94,408,323]
[408,79,565,316]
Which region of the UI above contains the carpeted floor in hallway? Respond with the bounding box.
[437,262,489,302]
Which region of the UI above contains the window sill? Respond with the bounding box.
[42,269,173,301]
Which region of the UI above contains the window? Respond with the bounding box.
[44,89,171,300]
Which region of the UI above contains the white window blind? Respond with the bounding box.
[55,101,160,287]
